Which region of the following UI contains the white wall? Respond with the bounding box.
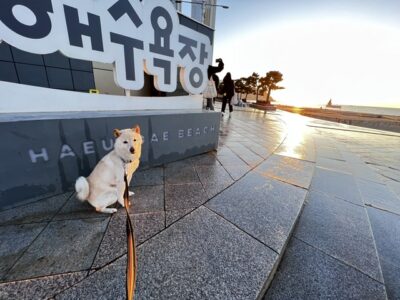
[0,81,203,113]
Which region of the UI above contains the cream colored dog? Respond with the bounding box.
[75,126,143,213]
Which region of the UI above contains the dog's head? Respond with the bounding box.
[113,126,143,162]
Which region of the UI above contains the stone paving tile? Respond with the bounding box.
[350,162,384,184]
[130,167,164,187]
[131,185,164,214]
[371,165,400,183]
[195,164,234,199]
[275,143,316,163]
[0,193,71,225]
[135,207,278,300]
[91,214,125,269]
[222,164,251,181]
[316,156,352,174]
[256,154,314,189]
[340,150,385,183]
[165,160,199,184]
[0,191,62,212]
[56,208,276,299]
[5,218,109,281]
[264,238,387,300]
[241,142,274,158]
[313,136,335,149]
[358,179,400,215]
[217,152,246,167]
[340,150,365,165]
[165,182,207,210]
[0,271,86,300]
[53,194,105,220]
[310,167,363,205]
[207,172,307,253]
[315,146,344,161]
[229,145,264,167]
[133,212,165,245]
[386,179,400,199]
[380,258,400,300]
[189,152,220,166]
[367,207,400,270]
[367,207,400,299]
[0,223,46,281]
[165,208,194,227]
[214,146,235,157]
[217,152,251,180]
[56,263,125,300]
[92,211,165,269]
[294,191,383,282]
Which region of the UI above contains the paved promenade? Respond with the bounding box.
[1,107,399,299]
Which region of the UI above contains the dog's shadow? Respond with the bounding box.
[55,193,129,220]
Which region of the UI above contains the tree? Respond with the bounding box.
[248,72,259,98]
[259,71,284,105]
[234,78,246,99]
[240,72,259,100]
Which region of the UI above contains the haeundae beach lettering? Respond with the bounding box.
[28,125,216,163]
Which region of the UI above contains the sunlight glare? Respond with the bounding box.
[213,17,400,108]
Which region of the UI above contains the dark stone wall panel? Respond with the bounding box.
[47,67,74,90]
[72,71,96,92]
[0,43,13,62]
[0,61,18,83]
[11,48,44,66]
[0,43,95,93]
[0,111,220,209]
[15,64,49,88]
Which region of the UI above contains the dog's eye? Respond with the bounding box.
[123,141,128,144]
[134,139,137,142]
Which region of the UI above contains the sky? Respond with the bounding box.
[212,0,400,108]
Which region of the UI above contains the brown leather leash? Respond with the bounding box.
[124,172,137,300]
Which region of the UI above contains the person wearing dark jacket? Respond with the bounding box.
[221,72,234,116]
[206,58,224,110]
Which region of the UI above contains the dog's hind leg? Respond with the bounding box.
[93,192,118,214]
[96,207,117,214]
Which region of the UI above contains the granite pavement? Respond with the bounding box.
[1,107,400,299]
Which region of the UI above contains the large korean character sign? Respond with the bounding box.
[0,0,213,95]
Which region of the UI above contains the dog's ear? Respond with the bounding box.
[113,129,121,138]
[133,125,141,135]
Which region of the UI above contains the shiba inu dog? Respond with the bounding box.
[75,126,143,213]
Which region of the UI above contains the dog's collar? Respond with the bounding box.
[119,156,132,164]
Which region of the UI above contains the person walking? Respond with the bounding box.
[206,58,224,110]
[221,72,234,116]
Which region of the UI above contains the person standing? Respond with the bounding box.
[221,72,234,116]
[206,58,224,110]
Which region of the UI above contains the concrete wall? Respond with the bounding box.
[0,81,203,113]
[0,110,220,209]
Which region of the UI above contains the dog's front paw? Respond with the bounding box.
[110,208,118,214]
[129,191,135,196]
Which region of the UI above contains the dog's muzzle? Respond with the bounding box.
[130,147,135,154]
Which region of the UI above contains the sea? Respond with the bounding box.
[324,105,400,117]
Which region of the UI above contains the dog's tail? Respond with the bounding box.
[75,177,90,201]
